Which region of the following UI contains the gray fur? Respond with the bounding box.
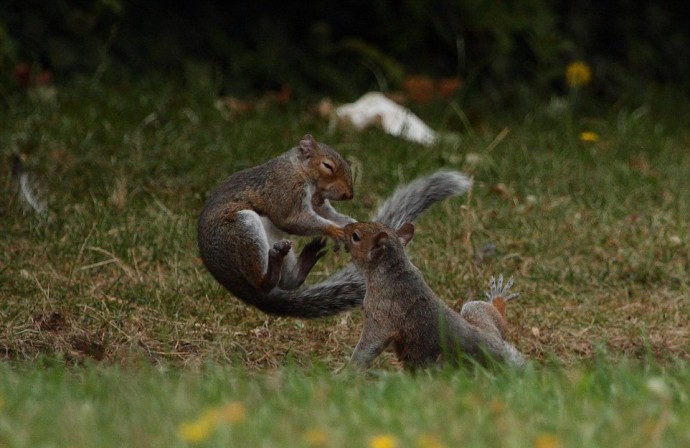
[202,170,472,318]
[344,222,525,370]
[374,171,472,229]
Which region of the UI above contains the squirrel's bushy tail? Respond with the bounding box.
[373,170,472,229]
[238,170,472,318]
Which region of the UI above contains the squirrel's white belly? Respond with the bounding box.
[260,215,288,245]
[260,215,298,272]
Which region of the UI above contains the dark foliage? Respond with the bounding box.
[1,0,689,103]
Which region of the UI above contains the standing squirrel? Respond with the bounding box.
[198,134,472,318]
[343,221,525,369]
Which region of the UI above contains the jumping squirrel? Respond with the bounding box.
[342,221,525,369]
[198,134,473,318]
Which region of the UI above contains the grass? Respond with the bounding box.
[1,361,689,447]
[0,78,689,446]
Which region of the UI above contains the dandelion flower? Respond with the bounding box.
[417,433,447,448]
[303,428,329,446]
[535,433,562,448]
[177,401,246,443]
[370,434,398,448]
[566,61,592,87]
[579,131,599,142]
[178,418,215,444]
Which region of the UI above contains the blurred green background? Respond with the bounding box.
[2,0,689,108]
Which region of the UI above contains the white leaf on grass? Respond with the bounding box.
[335,92,438,146]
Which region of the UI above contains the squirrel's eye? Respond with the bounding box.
[352,232,361,242]
[322,161,334,174]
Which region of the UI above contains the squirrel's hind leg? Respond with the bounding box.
[484,275,520,318]
[460,276,519,340]
[236,210,292,292]
[257,215,328,290]
[261,240,292,292]
[278,238,328,290]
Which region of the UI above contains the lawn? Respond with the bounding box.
[1,79,689,447]
[0,362,688,447]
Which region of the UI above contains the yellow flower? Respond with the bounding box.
[566,61,592,87]
[535,433,562,448]
[370,434,398,448]
[417,433,447,448]
[579,131,599,142]
[303,428,329,446]
[178,418,215,444]
[177,401,246,444]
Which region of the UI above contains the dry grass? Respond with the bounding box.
[1,80,688,370]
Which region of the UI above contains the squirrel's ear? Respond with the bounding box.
[299,134,318,159]
[369,231,388,261]
[396,222,414,246]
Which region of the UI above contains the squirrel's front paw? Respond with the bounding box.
[326,225,345,240]
[325,225,347,252]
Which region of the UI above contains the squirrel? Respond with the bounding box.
[342,221,525,370]
[198,134,355,296]
[198,134,472,318]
